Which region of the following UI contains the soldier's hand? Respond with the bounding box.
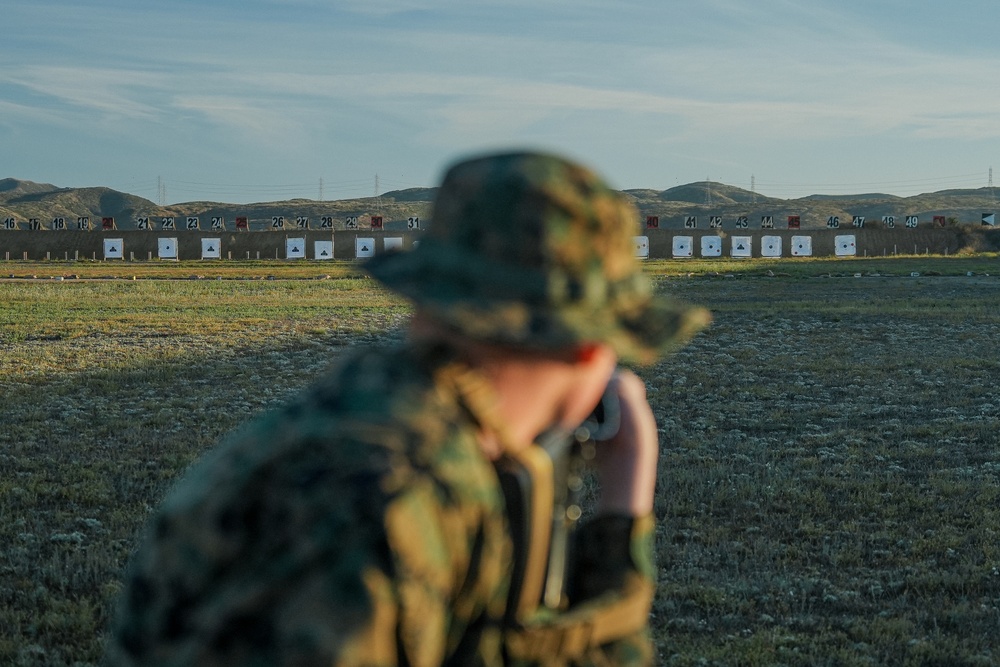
[592,370,659,517]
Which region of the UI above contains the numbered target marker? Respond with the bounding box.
[76,216,91,230]
[905,215,919,228]
[345,216,359,230]
[103,238,124,259]
[355,237,375,258]
[314,240,334,260]
[645,216,659,229]
[161,217,176,230]
[136,216,151,230]
[296,216,310,229]
[271,216,286,230]
[2,217,17,230]
[672,235,693,258]
[211,216,226,231]
[735,216,749,229]
[185,216,200,230]
[51,217,67,230]
[882,215,896,229]
[235,216,249,231]
[201,238,222,259]
[731,235,752,258]
[633,236,649,259]
[684,216,697,229]
[760,235,782,257]
[835,234,857,256]
[28,218,41,230]
[827,216,841,229]
[700,235,722,257]
[370,215,384,230]
[709,216,722,228]
[787,215,800,229]
[286,237,306,259]
[760,216,774,229]
[158,237,178,260]
[320,216,334,229]
[407,216,420,230]
[852,215,866,228]
[791,235,813,257]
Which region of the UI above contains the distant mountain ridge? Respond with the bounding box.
[1,177,997,230]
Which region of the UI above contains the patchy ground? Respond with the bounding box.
[1,267,999,665]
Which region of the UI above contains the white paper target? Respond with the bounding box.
[157,237,178,259]
[791,235,813,257]
[633,236,649,259]
[700,235,722,257]
[103,238,124,259]
[286,237,306,259]
[760,235,782,258]
[835,234,857,256]
[731,235,752,258]
[314,240,334,260]
[672,235,693,258]
[355,237,375,259]
[384,237,403,252]
[201,238,222,259]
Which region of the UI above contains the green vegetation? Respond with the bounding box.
[2,257,1000,665]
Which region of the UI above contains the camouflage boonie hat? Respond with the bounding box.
[365,151,710,364]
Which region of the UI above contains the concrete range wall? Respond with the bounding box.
[1,227,998,262]
[0,230,422,262]
[641,227,1000,259]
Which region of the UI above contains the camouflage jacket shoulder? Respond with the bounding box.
[108,343,511,666]
[106,342,654,666]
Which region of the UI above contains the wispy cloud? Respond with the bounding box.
[4,0,999,198]
[2,66,167,120]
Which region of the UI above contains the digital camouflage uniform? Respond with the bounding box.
[106,152,710,666]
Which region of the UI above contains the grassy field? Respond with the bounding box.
[2,256,999,665]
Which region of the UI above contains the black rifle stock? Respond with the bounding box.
[496,385,621,623]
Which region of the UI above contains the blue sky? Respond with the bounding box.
[3,0,999,203]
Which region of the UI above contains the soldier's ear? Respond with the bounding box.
[573,342,601,364]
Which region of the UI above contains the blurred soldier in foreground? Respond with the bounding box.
[105,151,710,666]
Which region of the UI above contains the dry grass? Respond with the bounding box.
[2,258,1000,665]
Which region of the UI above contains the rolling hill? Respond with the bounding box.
[1,178,997,231]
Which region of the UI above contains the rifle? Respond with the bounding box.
[495,384,621,621]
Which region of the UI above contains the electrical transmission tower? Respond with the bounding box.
[750,175,757,204]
